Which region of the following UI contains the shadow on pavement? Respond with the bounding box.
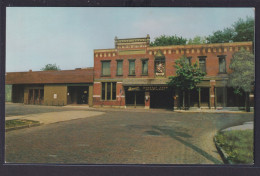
[152,125,223,164]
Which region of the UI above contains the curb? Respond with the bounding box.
[174,110,252,114]
[214,136,233,164]
[5,122,43,132]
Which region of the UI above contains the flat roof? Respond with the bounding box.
[6,68,94,85]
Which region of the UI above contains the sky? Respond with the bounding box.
[6,7,254,72]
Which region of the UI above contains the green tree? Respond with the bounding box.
[233,16,254,42]
[41,64,61,71]
[150,35,187,46]
[188,36,207,44]
[206,16,254,44]
[229,49,254,112]
[168,56,206,110]
[206,27,235,43]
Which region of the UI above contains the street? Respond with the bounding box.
[5,104,254,164]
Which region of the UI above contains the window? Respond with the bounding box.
[129,59,135,75]
[185,57,192,66]
[198,56,206,73]
[101,82,116,100]
[117,60,123,75]
[101,61,111,76]
[218,55,226,73]
[142,59,148,75]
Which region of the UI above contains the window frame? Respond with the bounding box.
[141,58,149,75]
[116,59,123,76]
[218,55,227,74]
[198,56,207,74]
[101,60,111,77]
[101,82,117,101]
[128,59,136,76]
[186,57,192,66]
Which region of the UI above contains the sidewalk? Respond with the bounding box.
[174,107,254,113]
[222,121,254,131]
[6,110,105,125]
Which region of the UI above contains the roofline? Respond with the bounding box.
[94,41,253,52]
[147,41,253,50]
[6,67,94,74]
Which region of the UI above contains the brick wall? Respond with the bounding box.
[44,84,67,106]
[94,42,252,79]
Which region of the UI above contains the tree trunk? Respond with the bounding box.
[245,92,250,112]
[188,90,190,110]
[183,91,185,110]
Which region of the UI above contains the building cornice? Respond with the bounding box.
[147,41,252,50]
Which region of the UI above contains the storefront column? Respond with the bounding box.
[173,91,179,110]
[210,80,216,109]
[145,91,150,109]
[198,88,201,108]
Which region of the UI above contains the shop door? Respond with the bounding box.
[150,91,173,109]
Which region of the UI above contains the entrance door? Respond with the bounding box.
[67,86,89,105]
[28,89,44,105]
[200,88,209,107]
[150,90,173,109]
[125,91,145,107]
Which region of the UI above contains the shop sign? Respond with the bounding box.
[143,86,168,91]
[127,86,168,91]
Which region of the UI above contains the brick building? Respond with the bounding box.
[6,68,94,106]
[93,35,253,109]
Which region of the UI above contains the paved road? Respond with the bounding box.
[5,104,254,164]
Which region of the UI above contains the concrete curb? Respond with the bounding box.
[174,110,252,114]
[214,136,233,164]
[5,122,43,132]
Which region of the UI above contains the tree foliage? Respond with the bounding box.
[232,16,254,42]
[206,16,254,43]
[206,28,235,43]
[229,49,254,93]
[188,36,207,45]
[168,56,206,91]
[150,35,187,46]
[41,64,61,71]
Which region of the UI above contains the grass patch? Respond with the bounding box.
[6,119,40,129]
[215,130,253,164]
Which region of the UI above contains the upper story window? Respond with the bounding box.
[142,59,148,75]
[129,59,135,75]
[101,82,116,100]
[185,57,192,66]
[198,56,206,73]
[116,60,123,76]
[218,55,226,73]
[101,61,111,76]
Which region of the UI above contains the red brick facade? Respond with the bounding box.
[92,35,253,109]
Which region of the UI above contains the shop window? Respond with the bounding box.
[142,59,148,75]
[218,55,226,73]
[129,59,135,75]
[101,61,111,76]
[101,82,117,100]
[198,56,206,73]
[117,60,123,76]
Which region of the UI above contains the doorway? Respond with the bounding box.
[67,86,89,104]
[125,91,145,107]
[28,89,44,105]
